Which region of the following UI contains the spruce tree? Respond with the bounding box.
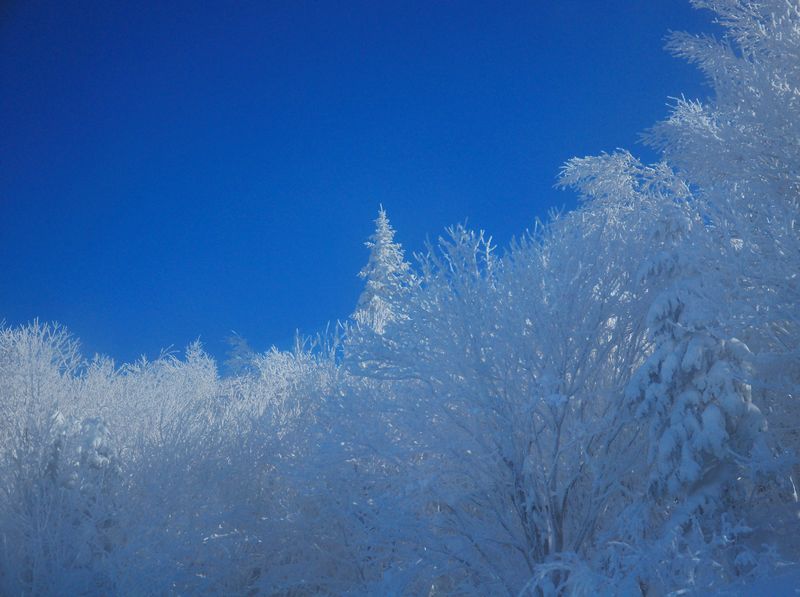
[354,207,411,333]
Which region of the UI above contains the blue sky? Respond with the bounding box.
[0,1,718,365]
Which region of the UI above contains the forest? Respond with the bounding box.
[1,1,799,594]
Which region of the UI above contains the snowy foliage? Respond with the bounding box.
[353,206,413,334]
[2,1,799,595]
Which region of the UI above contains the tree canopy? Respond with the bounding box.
[1,1,798,595]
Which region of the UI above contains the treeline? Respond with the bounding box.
[1,1,798,594]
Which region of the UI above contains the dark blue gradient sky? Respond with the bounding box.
[1,1,719,364]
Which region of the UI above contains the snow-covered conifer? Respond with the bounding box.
[353,207,412,334]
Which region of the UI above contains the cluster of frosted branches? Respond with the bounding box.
[1,1,798,595]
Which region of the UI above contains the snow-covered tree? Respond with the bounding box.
[555,0,800,586]
[645,0,800,479]
[347,200,663,592]
[353,206,412,334]
[560,150,768,508]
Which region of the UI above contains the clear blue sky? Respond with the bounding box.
[0,1,718,364]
